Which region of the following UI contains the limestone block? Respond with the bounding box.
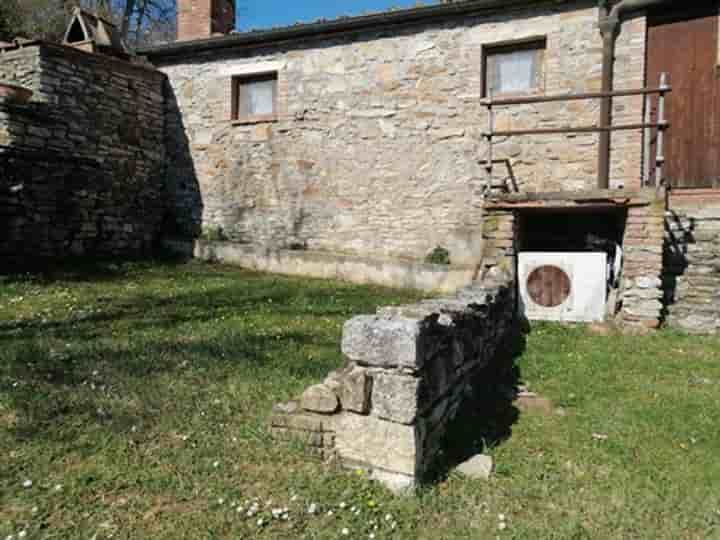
[370,468,416,495]
[342,315,424,369]
[300,384,339,414]
[372,373,421,424]
[456,454,493,480]
[341,366,372,414]
[334,413,418,477]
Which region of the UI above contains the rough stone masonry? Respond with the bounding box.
[271,276,515,492]
[0,42,166,265]
[156,2,645,263]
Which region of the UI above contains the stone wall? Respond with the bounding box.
[664,195,720,334]
[0,43,167,265]
[619,197,666,329]
[157,1,646,263]
[271,277,515,492]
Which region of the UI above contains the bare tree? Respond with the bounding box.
[119,0,177,47]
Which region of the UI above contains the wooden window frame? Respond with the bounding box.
[482,36,547,98]
[231,71,278,125]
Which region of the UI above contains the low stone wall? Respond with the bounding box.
[665,194,720,334]
[271,278,515,492]
[166,238,478,293]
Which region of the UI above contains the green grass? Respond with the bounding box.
[1,260,719,539]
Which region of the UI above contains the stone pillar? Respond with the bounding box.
[481,208,517,280]
[620,199,666,329]
[271,280,515,492]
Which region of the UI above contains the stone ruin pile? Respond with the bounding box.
[271,277,515,492]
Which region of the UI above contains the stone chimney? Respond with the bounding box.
[177,0,235,41]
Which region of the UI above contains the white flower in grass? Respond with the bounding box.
[18,533,27,540]
[31,506,38,514]
[213,461,220,468]
[217,498,224,505]
[385,514,392,522]
[54,484,62,492]
[339,502,347,509]
[290,495,299,502]
[391,522,397,530]
[22,480,32,488]
[308,503,318,515]
[498,514,506,521]
[327,510,334,517]
[341,528,350,536]
[236,506,244,513]
[257,518,265,527]
[271,508,285,519]
[369,535,375,540]
[498,522,507,531]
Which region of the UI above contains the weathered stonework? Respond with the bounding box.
[271,278,515,491]
[0,43,167,265]
[619,198,666,329]
[157,2,645,263]
[664,194,720,334]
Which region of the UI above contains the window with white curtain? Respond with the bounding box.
[232,72,278,122]
[484,39,546,96]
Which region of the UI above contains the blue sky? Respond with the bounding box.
[237,0,432,31]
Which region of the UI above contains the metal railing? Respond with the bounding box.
[481,73,671,190]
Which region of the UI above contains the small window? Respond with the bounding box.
[232,72,278,123]
[483,39,546,97]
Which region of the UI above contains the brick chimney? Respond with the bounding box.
[177,0,235,41]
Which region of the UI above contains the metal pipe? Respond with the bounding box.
[596,0,674,189]
[486,88,494,174]
[655,72,669,190]
[643,94,652,186]
[597,5,616,189]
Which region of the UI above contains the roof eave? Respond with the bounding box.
[137,0,574,60]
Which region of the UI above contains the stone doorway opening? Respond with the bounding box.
[483,189,666,329]
[516,208,627,322]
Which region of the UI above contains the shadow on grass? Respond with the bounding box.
[425,320,529,483]
[0,279,360,443]
[0,254,192,284]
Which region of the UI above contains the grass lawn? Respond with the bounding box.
[1,260,719,539]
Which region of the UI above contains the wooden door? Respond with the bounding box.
[646,2,720,188]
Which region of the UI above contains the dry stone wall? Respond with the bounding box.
[665,197,720,334]
[158,2,645,263]
[271,278,515,492]
[0,43,167,265]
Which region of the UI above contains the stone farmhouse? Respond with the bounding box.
[1,0,719,333]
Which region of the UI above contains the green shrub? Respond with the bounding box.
[201,226,227,242]
[425,246,451,265]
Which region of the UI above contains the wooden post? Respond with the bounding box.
[655,72,669,189]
